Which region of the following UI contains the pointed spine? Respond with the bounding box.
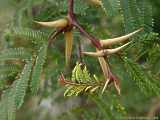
[96,48,110,94]
[82,42,131,57]
[65,30,73,66]
[104,42,131,54]
[34,19,68,28]
[100,28,143,47]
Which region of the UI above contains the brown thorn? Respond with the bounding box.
[100,28,143,47]
[48,28,65,47]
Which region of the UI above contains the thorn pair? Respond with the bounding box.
[34,18,73,67]
[82,28,143,57]
[100,28,143,47]
[83,42,131,57]
[82,28,143,94]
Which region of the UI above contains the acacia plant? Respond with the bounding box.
[35,0,143,95]
[0,0,159,119]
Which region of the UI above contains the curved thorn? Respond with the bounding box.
[96,53,110,94]
[82,42,131,57]
[34,19,68,28]
[82,51,104,57]
[48,28,64,47]
[105,41,131,55]
[100,28,143,47]
[102,78,110,94]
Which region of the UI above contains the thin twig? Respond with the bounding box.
[48,28,65,47]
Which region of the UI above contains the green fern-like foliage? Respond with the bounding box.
[101,0,153,33]
[0,64,21,90]
[124,58,160,96]
[30,45,47,94]
[91,94,127,119]
[0,64,20,81]
[61,63,102,96]
[0,48,31,61]
[0,60,33,120]
[148,46,160,75]
[0,28,48,119]
[10,28,48,44]
[117,0,153,32]
[14,60,33,108]
[101,0,119,17]
[0,46,47,119]
[0,89,16,120]
[0,64,20,75]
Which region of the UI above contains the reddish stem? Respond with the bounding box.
[67,0,102,50]
[67,0,118,81]
[48,28,65,47]
[67,0,120,89]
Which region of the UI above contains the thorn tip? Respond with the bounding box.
[34,18,68,28]
[100,28,143,47]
